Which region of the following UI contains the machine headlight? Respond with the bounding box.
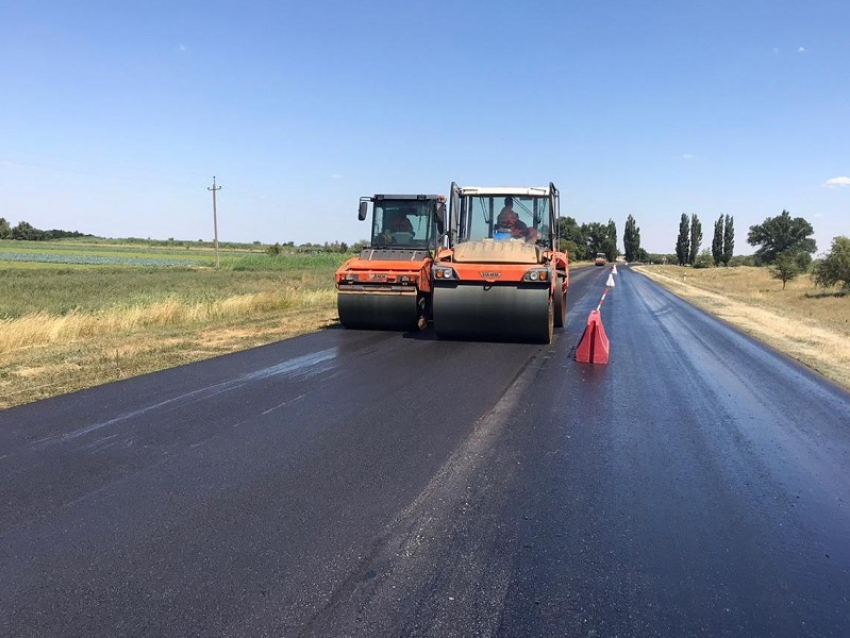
[523,269,549,282]
[434,266,457,280]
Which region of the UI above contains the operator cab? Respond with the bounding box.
[358,195,445,250]
[448,185,557,249]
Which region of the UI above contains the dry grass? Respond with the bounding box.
[0,290,333,352]
[0,276,339,411]
[0,296,338,410]
[635,265,850,390]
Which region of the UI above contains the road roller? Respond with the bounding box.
[432,184,569,343]
[335,193,446,330]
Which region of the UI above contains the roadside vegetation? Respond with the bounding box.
[0,240,348,410]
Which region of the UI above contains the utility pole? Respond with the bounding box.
[207,176,221,268]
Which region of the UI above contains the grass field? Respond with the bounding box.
[635,265,850,391]
[0,240,348,409]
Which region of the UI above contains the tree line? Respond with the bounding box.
[556,209,848,291]
[556,217,634,262]
[0,218,90,241]
[673,209,849,291]
[6,211,848,291]
[0,218,355,254]
[675,213,735,267]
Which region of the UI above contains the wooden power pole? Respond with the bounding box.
[208,176,222,268]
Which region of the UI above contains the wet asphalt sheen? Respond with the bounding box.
[1,267,849,638]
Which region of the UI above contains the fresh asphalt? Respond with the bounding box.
[2,266,849,637]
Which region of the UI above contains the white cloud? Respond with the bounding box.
[798,46,806,53]
[0,159,13,168]
[331,173,342,180]
[682,154,695,160]
[179,44,187,52]
[823,176,850,188]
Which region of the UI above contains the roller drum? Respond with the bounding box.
[337,290,419,330]
[433,283,552,343]
[554,276,567,328]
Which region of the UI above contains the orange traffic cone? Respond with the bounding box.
[575,309,610,364]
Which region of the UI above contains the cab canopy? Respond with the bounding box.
[360,194,444,250]
[448,184,559,248]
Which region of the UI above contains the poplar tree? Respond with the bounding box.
[606,219,618,262]
[688,214,702,266]
[676,214,690,266]
[712,215,724,266]
[623,215,641,262]
[722,215,735,265]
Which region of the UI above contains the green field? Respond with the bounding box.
[0,238,255,268]
[0,240,348,317]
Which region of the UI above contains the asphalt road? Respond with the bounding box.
[2,266,849,637]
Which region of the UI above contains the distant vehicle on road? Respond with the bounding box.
[594,252,606,266]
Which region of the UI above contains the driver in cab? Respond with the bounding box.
[383,211,414,243]
[389,212,413,234]
[496,197,538,242]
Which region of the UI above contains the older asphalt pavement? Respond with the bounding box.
[2,266,849,637]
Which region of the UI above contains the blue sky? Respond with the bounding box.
[1,0,847,254]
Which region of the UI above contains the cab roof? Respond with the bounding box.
[371,194,443,201]
[457,186,554,197]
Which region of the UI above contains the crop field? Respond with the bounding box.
[0,238,256,268]
[0,240,349,409]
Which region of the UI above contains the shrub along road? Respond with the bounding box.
[1,267,849,637]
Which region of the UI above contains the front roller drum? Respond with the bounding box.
[433,283,552,343]
[338,290,420,330]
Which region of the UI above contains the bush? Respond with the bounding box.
[558,239,579,257]
[812,236,850,291]
[769,250,801,289]
[795,251,812,271]
[693,249,714,269]
[728,255,755,267]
